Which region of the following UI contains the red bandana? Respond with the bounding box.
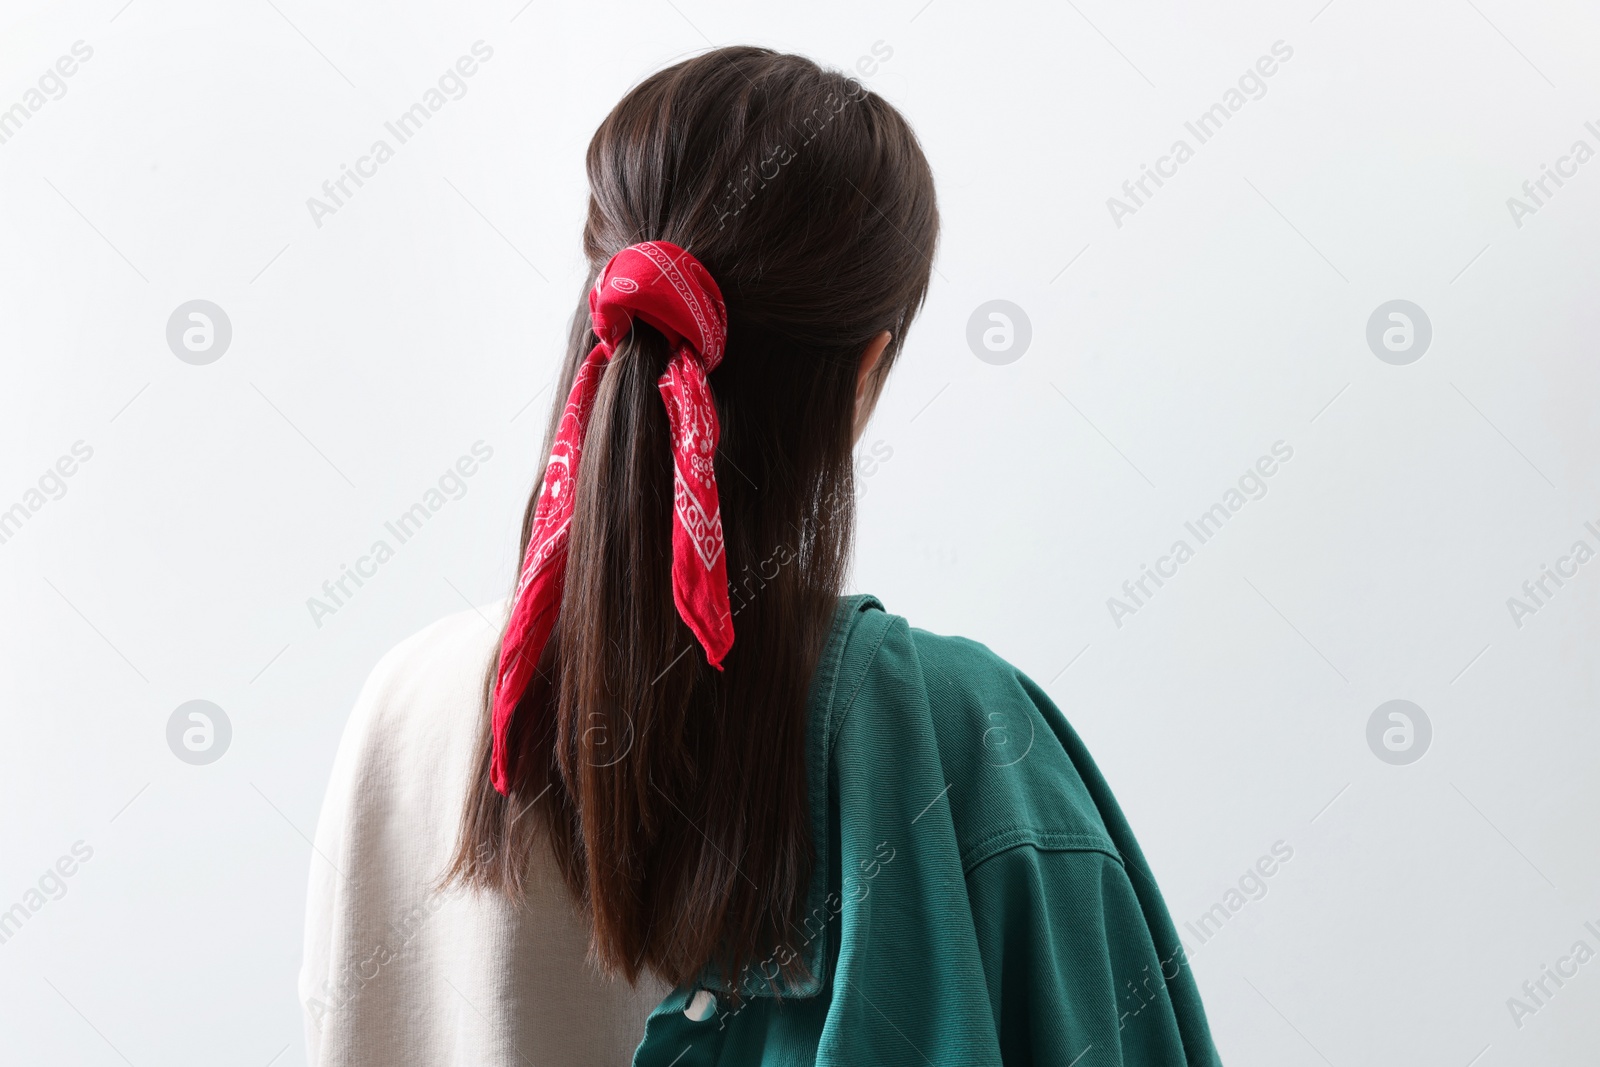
[489,241,733,795]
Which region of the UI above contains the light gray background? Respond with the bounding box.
[3,0,1597,1063]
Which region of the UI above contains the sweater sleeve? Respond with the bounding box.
[964,843,1220,1066]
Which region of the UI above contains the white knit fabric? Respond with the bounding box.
[300,601,669,1065]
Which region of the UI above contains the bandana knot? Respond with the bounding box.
[489,241,733,795]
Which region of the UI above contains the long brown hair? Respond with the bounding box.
[448,46,938,992]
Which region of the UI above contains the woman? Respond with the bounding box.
[303,46,1222,1067]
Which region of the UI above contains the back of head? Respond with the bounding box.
[450,45,938,993]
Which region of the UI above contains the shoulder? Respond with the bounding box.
[308,600,509,944]
[317,599,508,832]
[835,600,1123,874]
[360,598,508,710]
[341,597,511,759]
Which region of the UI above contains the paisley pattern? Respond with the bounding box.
[489,242,733,795]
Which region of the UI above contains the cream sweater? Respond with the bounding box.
[300,602,669,1065]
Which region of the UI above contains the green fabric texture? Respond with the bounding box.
[631,595,1222,1066]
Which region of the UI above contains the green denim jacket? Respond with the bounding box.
[631,595,1223,1066]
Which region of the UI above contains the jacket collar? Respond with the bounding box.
[694,593,886,1000]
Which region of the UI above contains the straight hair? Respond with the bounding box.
[447,45,938,993]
